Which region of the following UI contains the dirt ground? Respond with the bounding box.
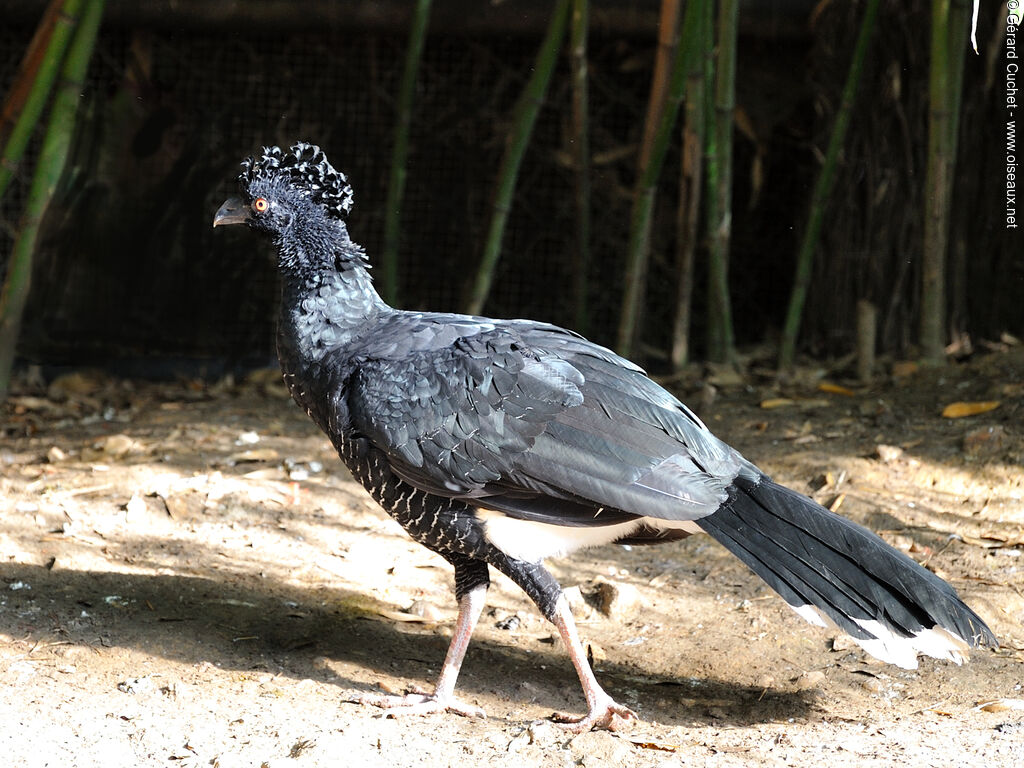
[2,346,1023,768]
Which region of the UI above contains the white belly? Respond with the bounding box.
[475,508,702,563]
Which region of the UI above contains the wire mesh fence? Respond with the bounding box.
[1,3,1018,373]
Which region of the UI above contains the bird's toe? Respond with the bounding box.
[551,698,638,733]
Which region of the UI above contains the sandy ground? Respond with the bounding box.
[1,347,1023,767]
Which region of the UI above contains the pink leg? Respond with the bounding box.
[549,595,637,732]
[355,583,487,719]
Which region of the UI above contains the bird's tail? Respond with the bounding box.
[697,475,996,668]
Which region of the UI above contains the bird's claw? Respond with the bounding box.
[351,687,486,720]
[550,697,638,733]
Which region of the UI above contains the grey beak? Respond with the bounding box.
[213,197,249,227]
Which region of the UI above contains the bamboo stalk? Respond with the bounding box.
[0,0,104,400]
[569,0,591,334]
[0,0,64,147]
[0,0,84,204]
[705,0,739,364]
[856,299,877,382]
[946,0,972,344]
[465,0,570,316]
[638,0,683,173]
[616,0,697,357]
[670,0,710,371]
[920,0,970,364]
[380,0,432,307]
[778,0,880,371]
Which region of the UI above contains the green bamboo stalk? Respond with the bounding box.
[705,0,738,364]
[0,0,85,205]
[615,0,697,358]
[778,0,880,371]
[944,0,972,341]
[638,0,683,173]
[920,0,971,364]
[670,0,710,371]
[0,0,64,147]
[0,0,104,400]
[920,0,951,364]
[569,0,591,334]
[380,0,432,307]
[702,0,718,287]
[465,0,571,316]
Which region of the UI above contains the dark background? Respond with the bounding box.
[1,0,1019,376]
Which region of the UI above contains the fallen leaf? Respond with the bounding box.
[619,735,681,752]
[975,698,1024,713]
[160,490,206,520]
[760,398,795,409]
[97,434,139,458]
[818,382,855,396]
[8,396,62,413]
[959,532,1024,548]
[891,360,919,378]
[375,609,439,624]
[828,493,846,513]
[941,401,1001,418]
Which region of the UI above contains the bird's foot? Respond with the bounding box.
[550,696,638,733]
[351,686,486,720]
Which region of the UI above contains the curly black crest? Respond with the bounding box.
[240,142,354,220]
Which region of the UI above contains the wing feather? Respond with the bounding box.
[348,315,753,527]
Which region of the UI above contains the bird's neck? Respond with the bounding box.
[278,258,389,367]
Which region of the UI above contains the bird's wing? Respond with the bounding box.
[347,315,757,527]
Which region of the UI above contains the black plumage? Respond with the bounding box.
[214,143,996,731]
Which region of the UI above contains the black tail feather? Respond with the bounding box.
[698,475,996,667]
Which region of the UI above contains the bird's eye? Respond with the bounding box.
[253,197,269,213]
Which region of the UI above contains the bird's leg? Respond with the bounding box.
[354,580,488,719]
[489,557,638,731]
[548,594,638,732]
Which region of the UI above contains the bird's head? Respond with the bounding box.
[214,142,363,270]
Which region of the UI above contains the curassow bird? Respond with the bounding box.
[214,143,995,731]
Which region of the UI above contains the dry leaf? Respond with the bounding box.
[891,360,919,378]
[98,434,139,458]
[228,448,280,463]
[958,532,1024,548]
[375,609,439,624]
[975,698,1024,713]
[818,382,855,396]
[760,398,795,409]
[619,736,682,752]
[941,401,1001,418]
